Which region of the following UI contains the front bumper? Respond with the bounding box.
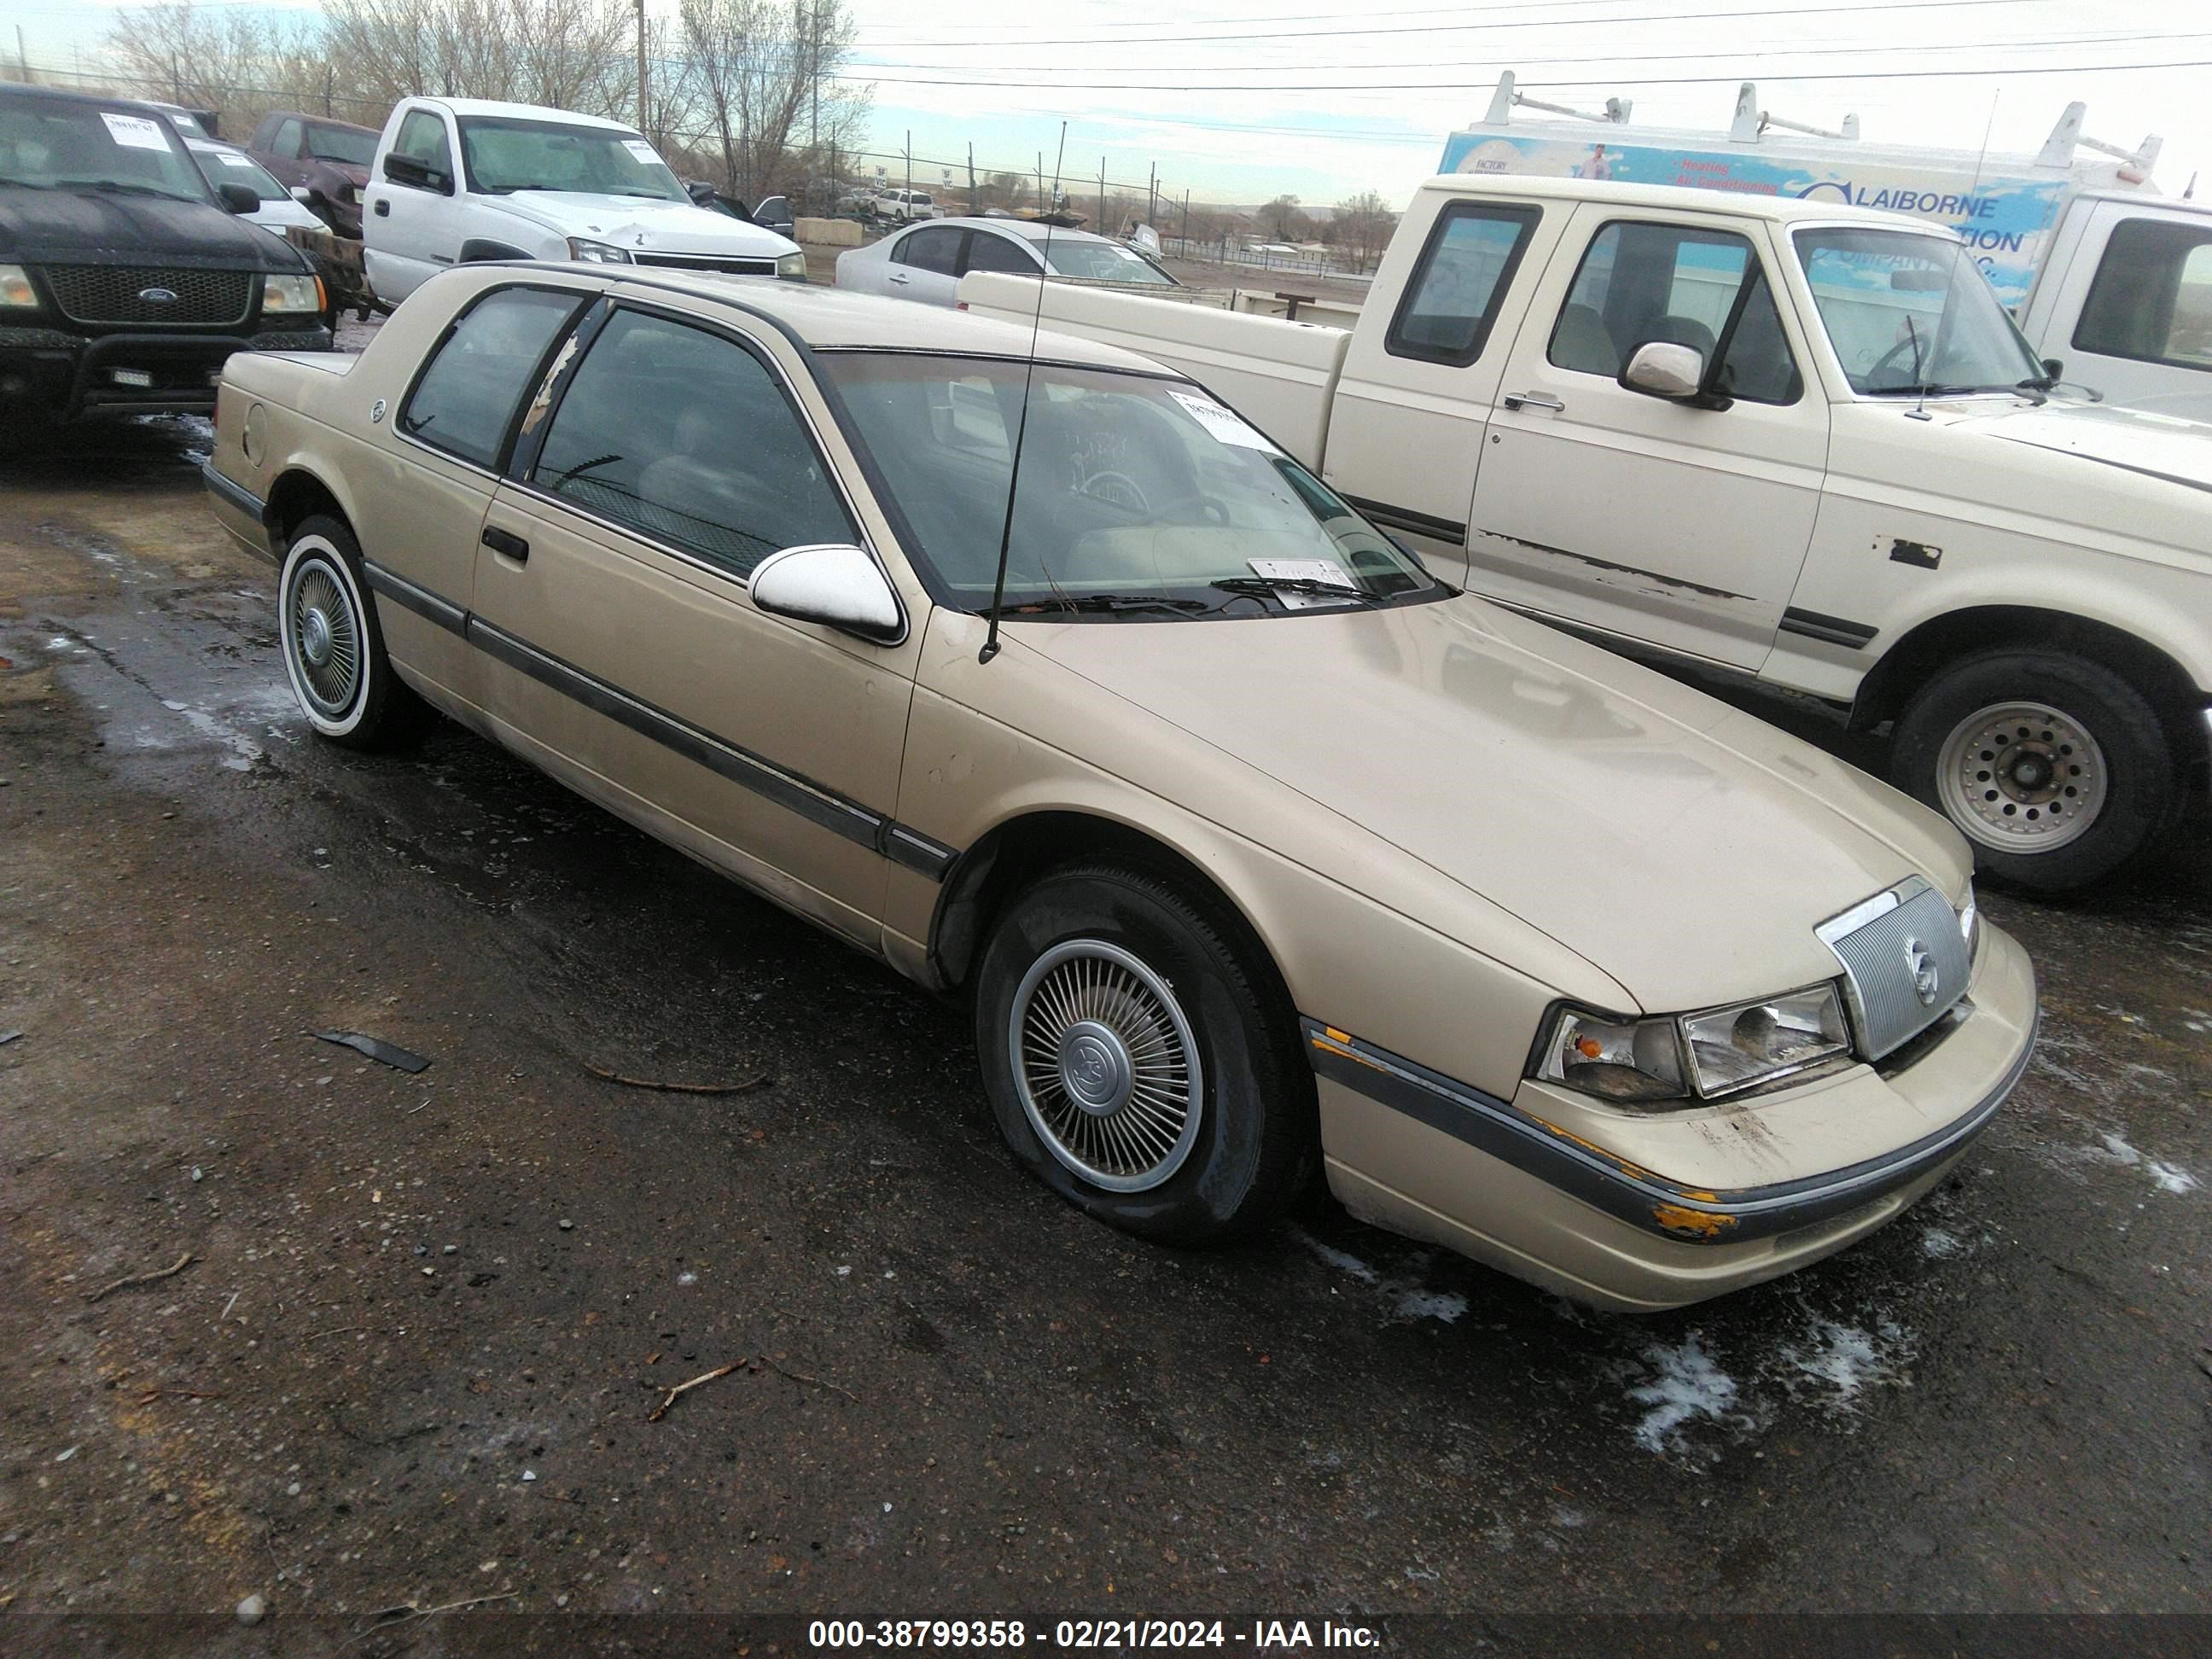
[0,323,332,421]
[1310,922,2037,1312]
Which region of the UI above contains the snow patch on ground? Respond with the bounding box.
[2081,1132,2197,1195]
[1774,1313,1915,1416]
[1627,1335,1743,1453]
[1289,1227,1465,1322]
[1921,1228,1965,1259]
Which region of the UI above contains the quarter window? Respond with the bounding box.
[1385,201,1540,366]
[399,286,582,469]
[2074,218,2212,373]
[895,225,963,275]
[1549,220,1802,405]
[530,310,854,579]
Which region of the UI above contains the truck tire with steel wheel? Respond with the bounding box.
[277,515,430,750]
[974,862,1317,1246]
[1889,649,2172,892]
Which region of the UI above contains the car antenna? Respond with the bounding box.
[979,121,1068,666]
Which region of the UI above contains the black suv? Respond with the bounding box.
[0,83,331,428]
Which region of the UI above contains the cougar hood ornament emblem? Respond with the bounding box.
[1903,935,1939,1006]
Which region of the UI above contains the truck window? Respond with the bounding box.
[271,118,302,158]
[2074,218,2212,373]
[390,109,453,187]
[1385,201,1539,367]
[1546,220,1801,405]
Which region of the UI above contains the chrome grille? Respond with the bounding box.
[43,264,254,326]
[632,253,777,276]
[1817,877,1971,1060]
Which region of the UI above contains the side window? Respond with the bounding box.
[1548,221,1801,405]
[530,310,855,579]
[961,232,1036,276]
[895,226,963,275]
[390,109,452,185]
[399,286,582,469]
[2074,218,2212,372]
[271,118,302,159]
[1385,202,1540,366]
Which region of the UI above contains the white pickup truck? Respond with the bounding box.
[361,96,804,305]
[960,173,2212,891]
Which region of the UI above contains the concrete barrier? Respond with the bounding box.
[798,218,863,247]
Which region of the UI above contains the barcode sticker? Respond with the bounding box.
[1167,388,1278,452]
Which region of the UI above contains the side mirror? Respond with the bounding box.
[218,181,260,214]
[1620,341,1707,400]
[382,153,449,194]
[290,185,314,203]
[2042,357,2064,381]
[749,544,904,643]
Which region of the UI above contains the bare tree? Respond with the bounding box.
[1330,189,1396,272]
[678,0,867,206]
[1260,192,1305,242]
[103,3,338,131]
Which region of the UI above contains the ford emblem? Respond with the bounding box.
[138,286,178,305]
[1903,935,1938,1006]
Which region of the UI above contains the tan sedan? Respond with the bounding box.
[201,265,2036,1311]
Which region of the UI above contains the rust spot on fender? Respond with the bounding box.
[1652,1203,1739,1239]
[1527,1115,1657,1184]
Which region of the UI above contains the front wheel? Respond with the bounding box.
[973,863,1316,1246]
[1889,649,2174,892]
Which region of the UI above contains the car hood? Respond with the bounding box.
[0,184,303,271]
[495,190,799,256]
[1951,398,2212,496]
[1022,595,1968,1012]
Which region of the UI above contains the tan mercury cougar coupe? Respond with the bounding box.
[202,266,2037,1310]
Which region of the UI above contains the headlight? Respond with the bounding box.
[776,249,808,281]
[260,272,323,315]
[1537,983,1853,1107]
[0,264,38,309]
[566,237,632,264]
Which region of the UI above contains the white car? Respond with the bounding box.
[877,188,937,223]
[361,96,805,305]
[838,218,1180,307]
[183,138,326,236]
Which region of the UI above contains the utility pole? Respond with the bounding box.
[967,141,976,216]
[1147,163,1156,227]
[634,0,648,137]
[1097,157,1106,233]
[15,26,29,84]
[323,63,335,118]
[904,130,911,199]
[1181,189,1190,250]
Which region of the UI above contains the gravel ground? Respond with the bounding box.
[0,397,2206,1647]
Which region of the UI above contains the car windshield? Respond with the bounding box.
[820,353,1444,619]
[189,142,288,202]
[1793,226,2047,395]
[306,125,375,166]
[0,96,211,203]
[457,116,686,201]
[1042,239,1176,285]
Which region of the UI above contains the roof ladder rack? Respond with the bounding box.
[1482,72,1631,127]
[1730,83,1858,143]
[2035,102,2162,178]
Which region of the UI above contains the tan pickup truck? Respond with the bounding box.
[963,174,2212,892]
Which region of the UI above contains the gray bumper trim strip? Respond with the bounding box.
[200,461,264,522]
[362,560,467,637]
[1301,1011,2034,1246]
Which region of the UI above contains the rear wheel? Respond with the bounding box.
[277,515,431,751]
[974,863,1316,1246]
[1889,649,2173,892]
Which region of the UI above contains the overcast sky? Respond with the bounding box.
[11,0,2208,211]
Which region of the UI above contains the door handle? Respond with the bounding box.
[373,198,389,217]
[481,526,529,562]
[1502,391,1565,413]
[888,271,910,284]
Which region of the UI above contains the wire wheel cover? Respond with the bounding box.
[1010,939,1202,1192]
[1937,700,2105,852]
[288,555,362,719]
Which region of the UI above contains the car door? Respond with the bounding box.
[469,300,918,945]
[882,224,966,305]
[364,106,463,302]
[369,279,591,710]
[1464,204,1829,672]
[2056,204,2212,419]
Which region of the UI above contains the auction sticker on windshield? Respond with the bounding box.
[621,139,659,164]
[101,112,170,151]
[1168,388,1278,452]
[1249,556,1356,607]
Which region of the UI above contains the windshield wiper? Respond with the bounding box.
[1010,592,1214,617]
[1209,575,1381,606]
[77,179,196,202]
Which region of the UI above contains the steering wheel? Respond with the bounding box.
[1863,334,1926,390]
[1078,470,1150,513]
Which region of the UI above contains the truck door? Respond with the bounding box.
[363,105,463,304]
[2040,201,2212,422]
[1465,203,1829,672]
